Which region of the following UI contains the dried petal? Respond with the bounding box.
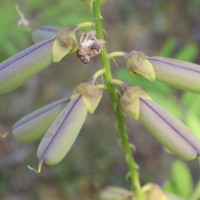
[12,98,70,143]
[37,96,87,167]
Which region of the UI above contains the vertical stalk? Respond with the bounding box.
[92,0,142,199]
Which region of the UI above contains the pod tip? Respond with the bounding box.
[27,161,42,173]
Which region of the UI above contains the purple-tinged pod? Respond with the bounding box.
[139,98,200,160]
[120,86,200,160]
[0,38,54,94]
[147,56,200,93]
[12,98,70,143]
[37,96,87,168]
[32,26,61,43]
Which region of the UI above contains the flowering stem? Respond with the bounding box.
[92,1,142,199]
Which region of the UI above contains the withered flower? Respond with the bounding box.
[77,31,106,64]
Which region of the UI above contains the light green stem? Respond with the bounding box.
[109,51,126,58]
[92,1,142,199]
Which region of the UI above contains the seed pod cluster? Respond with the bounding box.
[0,38,54,94]
[12,98,70,143]
[120,86,200,160]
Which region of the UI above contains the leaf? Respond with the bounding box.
[175,43,198,62]
[171,160,193,198]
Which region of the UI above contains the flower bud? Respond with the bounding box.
[0,38,54,93]
[12,98,70,143]
[120,86,200,160]
[37,96,87,169]
[32,25,61,43]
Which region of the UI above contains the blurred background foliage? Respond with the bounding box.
[0,0,200,199]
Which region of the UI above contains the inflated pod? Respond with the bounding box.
[139,98,200,160]
[147,56,200,93]
[37,96,87,166]
[0,38,54,94]
[126,51,200,93]
[12,98,70,143]
[32,26,61,43]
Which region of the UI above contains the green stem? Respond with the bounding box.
[109,51,126,59]
[92,1,142,199]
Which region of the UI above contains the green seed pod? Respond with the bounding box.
[37,96,87,168]
[32,26,61,43]
[139,98,200,160]
[120,86,200,160]
[126,51,200,93]
[147,56,200,93]
[0,38,54,94]
[12,98,70,143]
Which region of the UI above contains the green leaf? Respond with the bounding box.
[171,160,193,198]
[185,114,200,140]
[174,43,198,62]
[158,37,176,57]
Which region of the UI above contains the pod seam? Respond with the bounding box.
[40,96,82,161]
[13,98,70,130]
[140,98,199,155]
[148,57,200,73]
[0,38,54,71]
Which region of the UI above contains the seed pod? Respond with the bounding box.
[32,26,61,43]
[148,56,200,93]
[0,38,54,94]
[37,96,87,168]
[120,86,200,160]
[12,98,70,143]
[127,51,200,93]
[139,98,200,160]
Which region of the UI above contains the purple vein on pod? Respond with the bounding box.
[140,98,200,156]
[39,96,82,163]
